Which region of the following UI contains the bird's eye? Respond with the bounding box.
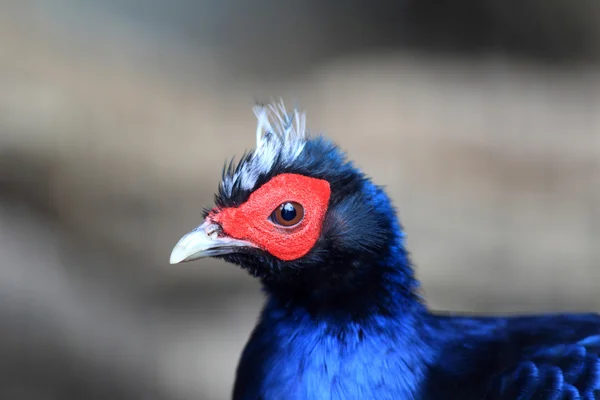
[271,202,304,227]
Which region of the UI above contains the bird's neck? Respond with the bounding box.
[262,240,425,325]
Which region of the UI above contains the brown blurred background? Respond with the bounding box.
[1,1,599,399]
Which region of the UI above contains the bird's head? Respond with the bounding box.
[171,102,415,302]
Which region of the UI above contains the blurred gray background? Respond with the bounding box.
[1,1,599,399]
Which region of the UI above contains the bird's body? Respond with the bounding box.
[170,102,599,399]
[236,309,600,400]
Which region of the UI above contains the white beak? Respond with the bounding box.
[169,220,255,264]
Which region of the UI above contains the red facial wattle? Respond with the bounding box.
[211,173,331,261]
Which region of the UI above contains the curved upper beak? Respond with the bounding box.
[169,220,255,264]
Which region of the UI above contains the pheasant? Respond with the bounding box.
[170,102,600,400]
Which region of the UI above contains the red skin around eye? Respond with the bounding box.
[211,173,331,261]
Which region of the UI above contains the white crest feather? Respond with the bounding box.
[221,101,309,196]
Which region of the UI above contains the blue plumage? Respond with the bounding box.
[235,311,599,399]
[170,104,599,399]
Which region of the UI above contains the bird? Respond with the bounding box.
[170,101,600,400]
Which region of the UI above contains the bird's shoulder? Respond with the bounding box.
[485,313,600,399]
[424,312,600,400]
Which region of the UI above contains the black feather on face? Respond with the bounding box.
[210,135,419,315]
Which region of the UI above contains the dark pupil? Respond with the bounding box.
[280,203,297,221]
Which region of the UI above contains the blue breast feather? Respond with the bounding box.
[234,312,600,399]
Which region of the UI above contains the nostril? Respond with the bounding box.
[204,223,223,240]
